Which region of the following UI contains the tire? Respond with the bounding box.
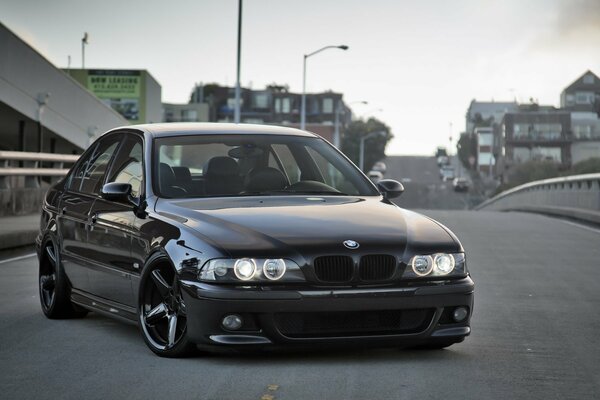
[39,238,88,319]
[137,254,196,358]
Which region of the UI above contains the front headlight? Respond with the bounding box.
[199,258,305,283]
[405,253,466,279]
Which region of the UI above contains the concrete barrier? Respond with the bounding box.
[476,173,600,224]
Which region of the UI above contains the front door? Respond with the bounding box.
[87,134,144,307]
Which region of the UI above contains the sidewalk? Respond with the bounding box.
[0,213,40,250]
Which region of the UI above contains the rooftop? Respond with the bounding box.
[111,122,318,138]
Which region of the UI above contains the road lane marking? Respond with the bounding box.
[260,384,279,400]
[0,253,36,265]
[558,219,600,235]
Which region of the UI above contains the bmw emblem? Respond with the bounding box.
[343,240,360,249]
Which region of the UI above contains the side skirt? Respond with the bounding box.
[71,289,137,324]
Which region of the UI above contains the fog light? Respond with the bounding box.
[222,314,243,331]
[452,307,468,322]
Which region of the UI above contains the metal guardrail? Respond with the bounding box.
[0,151,80,189]
[476,173,600,223]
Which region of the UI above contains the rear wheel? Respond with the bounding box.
[39,239,88,319]
[138,258,196,357]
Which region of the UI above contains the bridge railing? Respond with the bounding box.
[476,173,600,224]
[0,151,80,190]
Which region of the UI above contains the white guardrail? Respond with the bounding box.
[476,173,600,223]
[0,151,80,189]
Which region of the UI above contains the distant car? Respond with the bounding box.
[367,170,383,183]
[453,177,469,192]
[371,161,387,174]
[437,156,450,166]
[37,123,473,357]
[440,166,455,181]
[435,147,448,158]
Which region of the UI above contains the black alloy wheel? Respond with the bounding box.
[39,239,88,319]
[139,260,195,357]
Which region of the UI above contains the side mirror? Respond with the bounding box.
[101,182,134,204]
[377,179,404,199]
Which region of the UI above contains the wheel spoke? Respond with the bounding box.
[41,274,55,290]
[144,302,168,325]
[45,245,57,266]
[167,314,178,347]
[151,270,171,298]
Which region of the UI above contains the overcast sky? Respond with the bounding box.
[2,0,600,155]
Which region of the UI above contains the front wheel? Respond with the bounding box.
[138,257,196,357]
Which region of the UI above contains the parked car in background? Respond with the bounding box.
[367,170,383,184]
[371,161,387,174]
[440,166,455,181]
[453,177,469,192]
[435,147,449,166]
[37,123,474,357]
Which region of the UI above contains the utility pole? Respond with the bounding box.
[234,0,242,123]
[81,33,88,69]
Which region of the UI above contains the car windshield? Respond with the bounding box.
[154,134,379,198]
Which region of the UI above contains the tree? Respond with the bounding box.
[341,117,393,172]
[457,133,477,170]
[568,157,600,175]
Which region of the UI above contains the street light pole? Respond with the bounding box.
[234,0,243,123]
[359,130,386,171]
[300,44,348,130]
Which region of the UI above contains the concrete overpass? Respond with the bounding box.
[0,22,127,154]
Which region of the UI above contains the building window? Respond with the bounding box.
[282,98,291,113]
[583,74,595,84]
[322,98,333,114]
[478,133,493,146]
[513,123,562,140]
[274,98,281,113]
[182,109,198,122]
[253,92,269,109]
[576,92,593,104]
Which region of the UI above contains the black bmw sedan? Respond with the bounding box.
[37,123,474,357]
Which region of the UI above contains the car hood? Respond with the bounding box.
[155,196,461,260]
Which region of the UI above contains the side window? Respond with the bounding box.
[70,136,121,195]
[106,135,144,199]
[272,144,301,184]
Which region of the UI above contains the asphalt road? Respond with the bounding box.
[384,156,477,210]
[1,210,599,399]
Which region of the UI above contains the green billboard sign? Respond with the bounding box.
[87,70,141,98]
[85,70,142,122]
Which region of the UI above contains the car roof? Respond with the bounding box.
[108,123,318,138]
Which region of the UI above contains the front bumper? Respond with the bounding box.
[180,277,474,348]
